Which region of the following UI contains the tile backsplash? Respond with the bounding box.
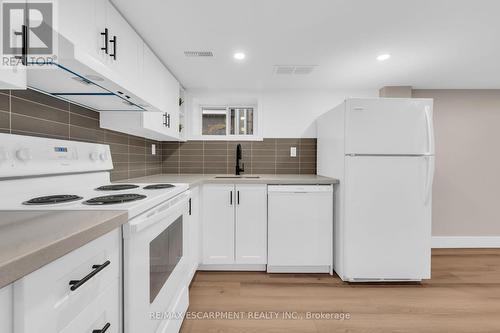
[0,89,162,181]
[161,138,316,175]
[0,89,317,178]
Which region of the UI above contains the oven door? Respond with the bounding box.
[123,191,190,333]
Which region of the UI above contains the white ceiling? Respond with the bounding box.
[112,0,500,91]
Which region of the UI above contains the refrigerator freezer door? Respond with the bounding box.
[343,156,432,281]
[345,98,434,155]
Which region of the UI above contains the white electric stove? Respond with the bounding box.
[0,133,192,333]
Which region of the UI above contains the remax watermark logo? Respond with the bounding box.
[2,1,56,66]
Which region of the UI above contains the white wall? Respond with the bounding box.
[185,89,378,139]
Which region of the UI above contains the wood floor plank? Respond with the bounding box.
[180,249,500,333]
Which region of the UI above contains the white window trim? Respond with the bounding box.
[195,104,263,141]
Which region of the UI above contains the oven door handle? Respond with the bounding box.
[127,192,190,234]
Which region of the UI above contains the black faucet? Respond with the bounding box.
[235,144,244,175]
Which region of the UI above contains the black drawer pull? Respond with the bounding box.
[69,260,110,291]
[92,322,111,333]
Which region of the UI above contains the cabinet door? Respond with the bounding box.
[202,185,235,264]
[0,284,12,333]
[162,67,180,136]
[105,1,141,89]
[141,43,163,109]
[188,186,201,271]
[235,184,268,264]
[57,0,107,65]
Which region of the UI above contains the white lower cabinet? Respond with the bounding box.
[13,229,121,333]
[235,185,268,264]
[0,284,13,333]
[202,184,267,267]
[188,186,201,275]
[202,184,235,264]
[59,281,119,333]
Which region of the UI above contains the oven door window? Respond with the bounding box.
[149,216,183,303]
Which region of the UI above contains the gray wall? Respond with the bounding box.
[413,90,500,236]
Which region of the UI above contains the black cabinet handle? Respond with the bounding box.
[14,25,28,65]
[109,36,117,60]
[69,260,110,291]
[237,190,240,205]
[167,114,171,128]
[100,28,109,54]
[230,190,233,205]
[188,198,192,215]
[92,323,111,333]
[163,113,168,127]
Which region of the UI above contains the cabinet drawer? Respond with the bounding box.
[14,229,120,333]
[60,281,119,333]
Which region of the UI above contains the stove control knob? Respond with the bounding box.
[99,152,108,161]
[16,148,32,162]
[90,152,99,161]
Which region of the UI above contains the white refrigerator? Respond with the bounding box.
[317,98,434,282]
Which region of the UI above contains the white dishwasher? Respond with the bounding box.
[267,185,333,273]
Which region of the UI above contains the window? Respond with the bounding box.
[230,108,254,135]
[202,108,227,135]
[201,106,256,137]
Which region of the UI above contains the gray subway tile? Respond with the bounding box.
[11,97,69,124]
[12,89,69,111]
[0,93,9,112]
[11,114,69,138]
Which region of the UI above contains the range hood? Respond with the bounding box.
[27,34,153,112]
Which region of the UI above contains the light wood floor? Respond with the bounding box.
[180,249,500,333]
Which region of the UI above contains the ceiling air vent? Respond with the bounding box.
[274,65,317,75]
[184,51,214,57]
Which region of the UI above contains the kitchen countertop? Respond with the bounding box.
[119,174,339,188]
[0,210,128,288]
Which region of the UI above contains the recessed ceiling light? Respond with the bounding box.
[234,52,246,60]
[377,54,391,61]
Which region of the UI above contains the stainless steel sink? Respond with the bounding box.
[214,176,261,179]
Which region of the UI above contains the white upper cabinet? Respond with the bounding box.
[141,44,163,109]
[52,0,181,119]
[141,43,180,135]
[104,1,142,92]
[0,0,26,89]
[57,0,107,67]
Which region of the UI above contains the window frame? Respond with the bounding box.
[198,104,261,141]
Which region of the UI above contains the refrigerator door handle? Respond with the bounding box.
[425,106,433,154]
[424,156,434,205]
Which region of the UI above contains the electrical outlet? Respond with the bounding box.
[151,144,156,155]
[290,146,297,157]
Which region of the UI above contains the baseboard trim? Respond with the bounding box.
[198,264,267,271]
[432,236,500,248]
